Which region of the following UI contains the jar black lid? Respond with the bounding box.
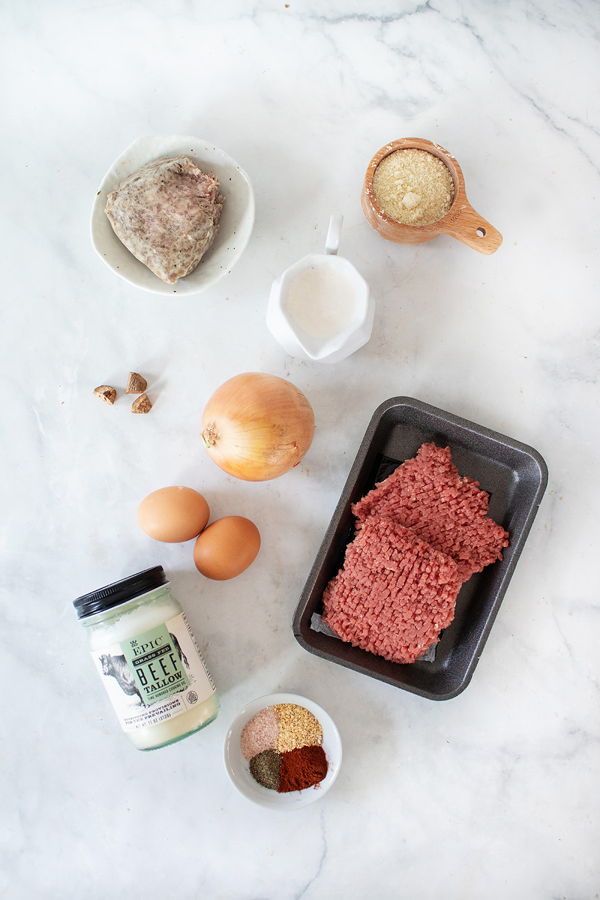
[73,566,167,619]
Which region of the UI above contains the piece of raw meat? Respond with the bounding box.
[352,443,509,581]
[105,156,224,283]
[323,517,460,664]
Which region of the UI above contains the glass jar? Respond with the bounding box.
[74,566,218,750]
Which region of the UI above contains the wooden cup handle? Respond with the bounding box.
[441,202,503,254]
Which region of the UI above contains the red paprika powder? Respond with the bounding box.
[278,744,328,793]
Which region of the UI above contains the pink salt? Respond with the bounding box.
[240,706,279,760]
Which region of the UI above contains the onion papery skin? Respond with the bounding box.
[201,373,315,481]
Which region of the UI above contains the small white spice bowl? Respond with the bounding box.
[224,692,342,809]
[267,215,374,363]
[91,135,255,295]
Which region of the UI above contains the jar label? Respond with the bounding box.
[92,612,215,733]
[121,622,190,705]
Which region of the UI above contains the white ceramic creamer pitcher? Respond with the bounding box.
[267,215,374,364]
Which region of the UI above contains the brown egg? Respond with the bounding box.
[137,487,210,543]
[193,516,261,580]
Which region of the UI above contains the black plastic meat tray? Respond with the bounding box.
[293,397,548,700]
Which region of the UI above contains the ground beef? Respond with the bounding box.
[105,156,224,283]
[323,517,460,664]
[352,443,509,582]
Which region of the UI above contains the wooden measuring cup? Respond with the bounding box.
[361,138,502,254]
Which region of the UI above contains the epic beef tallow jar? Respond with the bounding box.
[74,566,218,750]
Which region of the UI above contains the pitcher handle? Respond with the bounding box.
[325,213,344,255]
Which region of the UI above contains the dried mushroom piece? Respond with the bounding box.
[126,372,148,394]
[131,393,152,414]
[94,385,117,405]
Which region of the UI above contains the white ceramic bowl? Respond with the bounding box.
[224,693,342,809]
[91,135,255,296]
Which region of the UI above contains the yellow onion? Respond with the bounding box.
[201,373,315,481]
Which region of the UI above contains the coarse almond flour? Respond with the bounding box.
[372,149,455,226]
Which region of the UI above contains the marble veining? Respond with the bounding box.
[1,1,600,898]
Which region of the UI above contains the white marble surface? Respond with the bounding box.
[2,1,600,897]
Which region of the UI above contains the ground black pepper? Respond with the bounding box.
[249,749,281,790]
